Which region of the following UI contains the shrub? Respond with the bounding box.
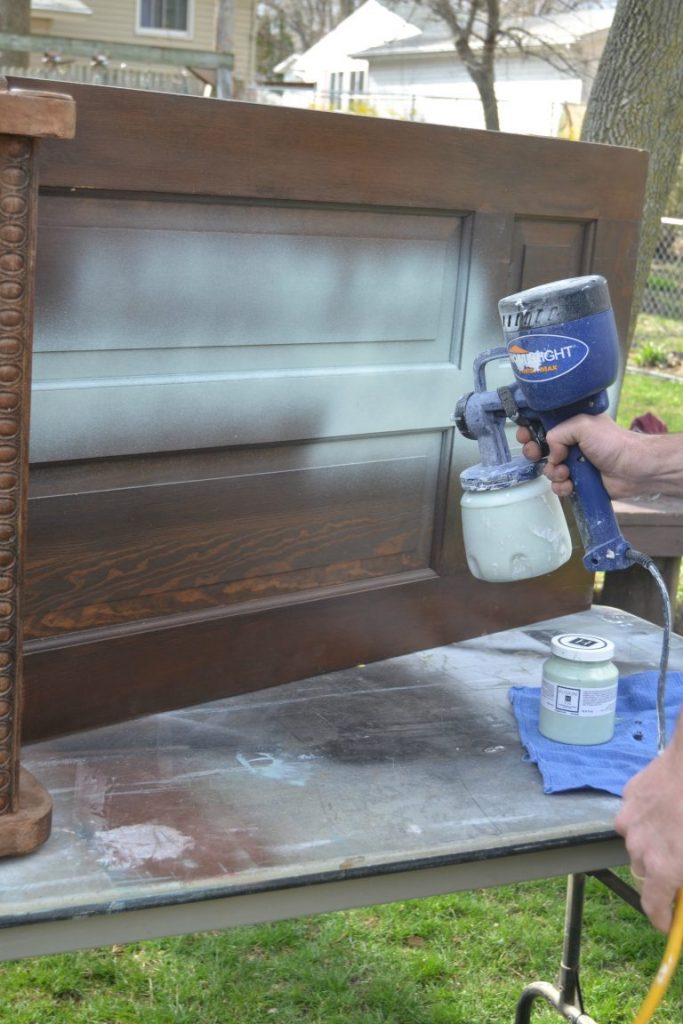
[647,273,678,292]
[631,341,673,368]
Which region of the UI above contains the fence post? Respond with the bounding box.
[0,78,74,856]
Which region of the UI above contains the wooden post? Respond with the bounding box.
[0,79,74,856]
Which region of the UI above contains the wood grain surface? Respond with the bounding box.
[5,80,647,740]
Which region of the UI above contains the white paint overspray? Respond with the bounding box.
[94,824,194,870]
[236,752,311,787]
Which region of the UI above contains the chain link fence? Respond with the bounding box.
[641,217,683,331]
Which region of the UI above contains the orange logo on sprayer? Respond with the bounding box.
[507,336,589,381]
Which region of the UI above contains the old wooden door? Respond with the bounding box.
[17,82,647,738]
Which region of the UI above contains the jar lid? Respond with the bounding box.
[550,633,615,662]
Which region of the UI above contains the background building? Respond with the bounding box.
[268,2,614,138]
[0,0,258,97]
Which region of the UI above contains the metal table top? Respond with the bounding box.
[1,606,677,960]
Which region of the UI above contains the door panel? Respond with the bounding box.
[14,80,647,739]
[507,217,594,292]
[35,199,461,353]
[26,433,441,638]
[32,197,463,461]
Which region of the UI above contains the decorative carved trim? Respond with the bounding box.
[0,135,34,816]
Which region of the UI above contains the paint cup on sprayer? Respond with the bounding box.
[460,475,572,582]
[538,634,618,744]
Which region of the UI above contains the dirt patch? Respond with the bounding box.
[626,361,683,381]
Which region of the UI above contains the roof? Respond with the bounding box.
[356,5,614,60]
[31,0,92,14]
[274,0,423,78]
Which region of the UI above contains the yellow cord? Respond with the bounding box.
[633,889,683,1024]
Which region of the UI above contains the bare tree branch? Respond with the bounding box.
[260,0,364,55]
[382,0,614,128]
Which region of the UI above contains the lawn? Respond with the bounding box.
[616,368,683,431]
[1,875,682,1024]
[633,312,683,354]
[0,358,681,1024]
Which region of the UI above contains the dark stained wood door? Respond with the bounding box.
[14,81,647,739]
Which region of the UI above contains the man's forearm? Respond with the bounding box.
[614,707,683,931]
[624,432,683,498]
[665,708,683,761]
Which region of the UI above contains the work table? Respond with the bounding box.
[0,605,675,962]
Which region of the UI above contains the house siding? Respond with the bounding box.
[368,51,583,134]
[27,0,257,87]
[39,0,215,52]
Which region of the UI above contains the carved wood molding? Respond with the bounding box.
[0,133,33,817]
[0,81,74,854]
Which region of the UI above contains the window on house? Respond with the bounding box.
[138,0,190,34]
[349,71,365,97]
[329,71,343,111]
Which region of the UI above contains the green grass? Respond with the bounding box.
[632,312,683,356]
[1,875,681,1024]
[616,368,683,432]
[636,311,683,336]
[2,329,683,1023]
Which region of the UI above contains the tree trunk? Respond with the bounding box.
[471,67,500,130]
[452,37,500,131]
[215,0,234,99]
[0,0,30,69]
[448,0,500,130]
[581,0,683,339]
[0,0,29,34]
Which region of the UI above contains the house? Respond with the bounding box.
[269,2,615,137]
[358,5,615,135]
[1,0,258,97]
[269,0,421,110]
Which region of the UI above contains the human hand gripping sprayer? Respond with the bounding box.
[455,274,632,581]
[454,274,670,743]
[455,274,681,1021]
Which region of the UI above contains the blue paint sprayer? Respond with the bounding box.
[455,275,632,582]
[454,275,672,751]
[455,274,683,1016]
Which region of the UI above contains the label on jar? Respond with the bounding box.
[541,678,617,717]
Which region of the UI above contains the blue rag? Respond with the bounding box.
[509,671,683,796]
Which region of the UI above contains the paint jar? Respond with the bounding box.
[460,474,572,582]
[539,633,618,745]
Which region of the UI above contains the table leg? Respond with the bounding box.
[515,874,597,1024]
[515,870,644,1023]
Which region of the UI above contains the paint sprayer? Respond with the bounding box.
[455,273,683,1016]
[454,275,671,751]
